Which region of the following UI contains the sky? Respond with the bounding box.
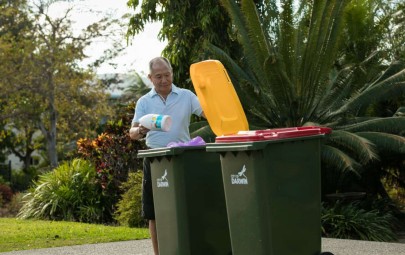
[47,0,167,75]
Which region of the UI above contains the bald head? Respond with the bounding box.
[149,57,173,75]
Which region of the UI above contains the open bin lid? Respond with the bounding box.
[190,60,249,136]
[190,60,332,142]
[215,126,332,143]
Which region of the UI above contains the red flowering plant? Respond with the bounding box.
[77,133,116,191]
[77,103,145,208]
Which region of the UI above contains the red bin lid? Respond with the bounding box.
[216,126,332,143]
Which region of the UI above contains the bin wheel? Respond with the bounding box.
[320,252,334,255]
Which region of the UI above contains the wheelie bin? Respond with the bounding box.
[190,59,333,255]
[206,127,330,255]
[137,146,232,255]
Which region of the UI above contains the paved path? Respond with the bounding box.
[1,238,405,255]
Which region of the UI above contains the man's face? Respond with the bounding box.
[148,60,173,96]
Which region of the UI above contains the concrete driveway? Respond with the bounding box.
[1,238,405,255]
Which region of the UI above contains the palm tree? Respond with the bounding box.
[206,0,405,198]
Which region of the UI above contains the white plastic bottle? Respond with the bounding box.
[139,114,172,132]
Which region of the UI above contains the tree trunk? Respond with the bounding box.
[39,69,58,169]
[46,128,58,169]
[47,76,58,169]
[38,121,58,169]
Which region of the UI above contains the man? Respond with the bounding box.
[129,57,204,255]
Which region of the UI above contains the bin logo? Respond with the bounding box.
[231,165,248,185]
[157,169,169,187]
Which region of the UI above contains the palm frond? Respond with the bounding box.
[321,144,362,176]
[329,116,379,127]
[238,80,282,127]
[220,0,265,80]
[317,66,355,118]
[330,67,405,117]
[293,1,311,85]
[278,0,296,79]
[338,117,405,134]
[301,1,350,115]
[356,132,405,155]
[326,130,379,164]
[221,0,297,113]
[241,0,272,68]
[262,58,295,120]
[206,43,259,93]
[361,61,405,91]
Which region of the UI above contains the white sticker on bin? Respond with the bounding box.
[231,165,249,185]
[157,169,169,188]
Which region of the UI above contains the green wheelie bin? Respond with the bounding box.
[190,59,334,255]
[206,127,331,255]
[137,145,232,255]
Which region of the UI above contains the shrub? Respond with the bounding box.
[17,158,113,223]
[114,171,146,227]
[0,183,13,204]
[0,192,24,217]
[321,200,397,241]
[76,104,145,215]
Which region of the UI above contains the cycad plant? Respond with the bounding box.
[207,0,405,197]
[17,158,113,223]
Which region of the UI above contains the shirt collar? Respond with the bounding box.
[149,84,180,97]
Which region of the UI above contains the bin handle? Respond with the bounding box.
[206,143,266,152]
[137,148,185,158]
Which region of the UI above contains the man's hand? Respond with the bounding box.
[129,124,150,140]
[138,125,150,136]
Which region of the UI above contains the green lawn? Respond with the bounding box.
[0,218,149,252]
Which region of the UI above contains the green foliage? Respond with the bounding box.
[321,200,398,241]
[17,158,113,223]
[114,171,146,228]
[127,0,241,90]
[0,0,122,168]
[340,0,384,63]
[384,172,405,209]
[208,0,405,200]
[189,120,216,142]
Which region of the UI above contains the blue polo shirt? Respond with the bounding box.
[132,84,203,148]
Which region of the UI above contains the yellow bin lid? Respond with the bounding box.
[190,60,249,136]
